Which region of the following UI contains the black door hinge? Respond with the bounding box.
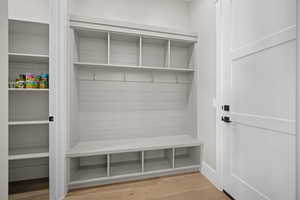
[221,116,232,123]
[222,105,230,111]
[49,116,54,122]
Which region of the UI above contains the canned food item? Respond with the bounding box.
[16,80,26,88]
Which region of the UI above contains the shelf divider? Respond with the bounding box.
[141,151,144,174]
[107,154,110,177]
[167,40,171,68]
[107,32,111,65]
[139,36,142,66]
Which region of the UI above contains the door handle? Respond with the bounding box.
[221,116,232,123]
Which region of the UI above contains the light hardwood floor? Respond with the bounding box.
[66,173,229,200]
[10,173,229,200]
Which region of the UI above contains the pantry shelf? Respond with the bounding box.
[9,53,49,63]
[9,88,49,92]
[9,152,49,161]
[74,62,195,72]
[8,121,49,126]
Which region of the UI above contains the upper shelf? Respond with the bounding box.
[66,135,203,158]
[73,30,195,70]
[9,53,49,63]
[74,62,194,72]
[70,15,198,43]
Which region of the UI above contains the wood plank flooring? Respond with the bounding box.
[9,172,229,200]
[65,172,229,200]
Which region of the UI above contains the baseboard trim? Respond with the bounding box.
[201,162,220,190]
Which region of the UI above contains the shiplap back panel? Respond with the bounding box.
[76,69,193,142]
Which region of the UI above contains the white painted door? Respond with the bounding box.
[221,0,296,199]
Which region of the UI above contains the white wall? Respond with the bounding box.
[8,0,49,22]
[70,0,190,31]
[190,0,217,169]
[0,0,8,199]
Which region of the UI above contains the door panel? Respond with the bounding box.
[232,40,296,120]
[231,0,295,49]
[222,0,296,199]
[231,125,295,200]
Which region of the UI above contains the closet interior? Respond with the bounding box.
[8,19,50,195]
[67,16,203,189]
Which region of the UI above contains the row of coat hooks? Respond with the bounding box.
[78,70,192,84]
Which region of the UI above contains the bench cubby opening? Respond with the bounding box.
[144,149,173,172]
[70,155,108,182]
[174,146,200,168]
[109,152,142,176]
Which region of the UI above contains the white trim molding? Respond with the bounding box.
[296,0,300,198]
[201,162,221,190]
[232,25,296,61]
[215,0,224,192]
[49,0,68,199]
[0,0,8,199]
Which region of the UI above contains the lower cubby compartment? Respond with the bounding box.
[70,155,108,182]
[144,149,173,172]
[174,146,200,168]
[109,152,142,176]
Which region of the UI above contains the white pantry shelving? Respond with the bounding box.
[67,16,202,189]
[9,152,49,161]
[9,88,49,92]
[8,18,50,193]
[8,53,49,63]
[8,120,49,126]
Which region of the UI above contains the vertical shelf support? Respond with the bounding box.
[141,151,145,174]
[107,154,110,177]
[139,36,143,66]
[172,148,175,168]
[167,40,171,68]
[107,32,111,65]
